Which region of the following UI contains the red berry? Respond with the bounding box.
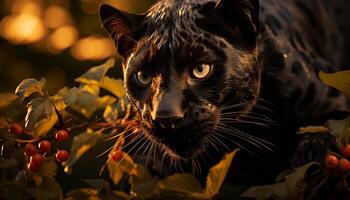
[27,162,40,173]
[30,154,44,166]
[9,123,24,135]
[111,150,123,161]
[55,150,69,162]
[339,158,350,173]
[326,154,339,169]
[24,143,37,156]
[342,145,350,159]
[38,140,51,153]
[55,130,69,142]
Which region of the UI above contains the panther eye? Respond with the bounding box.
[191,64,213,80]
[135,71,152,87]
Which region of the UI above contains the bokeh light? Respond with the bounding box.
[0,13,46,44]
[71,36,116,61]
[0,0,155,93]
[43,6,71,29]
[48,25,79,53]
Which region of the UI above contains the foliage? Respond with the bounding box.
[1,63,350,199]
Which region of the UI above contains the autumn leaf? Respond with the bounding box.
[129,165,159,199]
[75,59,115,85]
[297,126,330,134]
[103,98,127,123]
[319,70,350,97]
[64,129,107,173]
[27,177,63,200]
[155,173,208,200]
[99,77,125,98]
[108,152,137,185]
[205,149,239,197]
[37,157,57,179]
[65,188,99,200]
[241,162,321,200]
[64,87,79,105]
[15,78,47,103]
[70,91,116,118]
[325,116,350,139]
[25,96,54,131]
[0,93,18,109]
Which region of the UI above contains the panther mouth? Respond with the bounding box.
[142,121,215,160]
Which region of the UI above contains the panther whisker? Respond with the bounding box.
[218,123,275,147]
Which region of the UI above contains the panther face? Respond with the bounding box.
[100,0,263,171]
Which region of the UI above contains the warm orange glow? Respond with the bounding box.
[12,0,42,16]
[44,6,70,29]
[71,36,116,61]
[0,13,46,44]
[48,25,78,52]
[103,0,133,11]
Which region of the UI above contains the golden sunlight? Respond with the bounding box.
[71,36,116,61]
[44,6,70,29]
[48,25,78,53]
[0,13,46,44]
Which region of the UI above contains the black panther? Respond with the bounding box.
[99,0,350,186]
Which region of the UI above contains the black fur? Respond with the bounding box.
[100,0,350,186]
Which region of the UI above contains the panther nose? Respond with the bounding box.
[153,116,184,129]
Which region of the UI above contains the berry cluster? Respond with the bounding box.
[9,123,71,173]
[325,144,350,174]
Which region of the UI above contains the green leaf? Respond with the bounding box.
[83,179,110,193]
[37,157,57,179]
[326,116,350,138]
[75,59,115,85]
[99,77,125,98]
[64,129,106,173]
[129,165,159,199]
[64,87,79,105]
[108,152,137,185]
[27,177,63,200]
[25,96,54,131]
[319,70,350,97]
[241,182,288,200]
[70,91,116,118]
[0,93,18,109]
[205,149,239,197]
[15,78,47,103]
[155,174,208,200]
[241,162,321,200]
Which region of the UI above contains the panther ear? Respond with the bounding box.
[215,0,259,37]
[99,4,144,57]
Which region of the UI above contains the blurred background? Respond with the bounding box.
[0,0,155,94]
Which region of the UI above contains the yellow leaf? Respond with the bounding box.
[25,96,54,130]
[107,152,137,185]
[37,157,57,179]
[0,93,18,109]
[319,70,350,97]
[99,77,125,98]
[205,149,239,197]
[297,126,330,134]
[70,91,116,118]
[75,58,115,84]
[15,78,47,103]
[154,173,209,200]
[66,188,100,200]
[32,109,58,137]
[326,116,350,138]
